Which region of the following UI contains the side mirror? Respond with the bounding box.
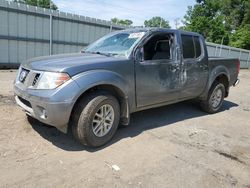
[80,47,87,53]
[135,47,144,62]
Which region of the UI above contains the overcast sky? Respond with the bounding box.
[53,0,196,28]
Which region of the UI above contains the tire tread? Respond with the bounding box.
[200,81,225,114]
[71,91,120,147]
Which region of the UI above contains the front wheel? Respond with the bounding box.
[71,92,120,147]
[200,82,225,113]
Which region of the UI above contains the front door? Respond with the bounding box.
[135,32,181,107]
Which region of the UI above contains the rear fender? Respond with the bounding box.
[199,65,230,100]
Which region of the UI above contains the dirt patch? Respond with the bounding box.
[0,94,15,105]
[0,70,250,187]
[214,150,246,165]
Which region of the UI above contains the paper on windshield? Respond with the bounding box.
[128,32,145,39]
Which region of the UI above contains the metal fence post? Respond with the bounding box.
[49,14,52,55]
[215,46,218,56]
[219,42,223,57]
[247,52,250,69]
[109,24,113,32]
[228,48,231,57]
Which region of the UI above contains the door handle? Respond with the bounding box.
[172,64,180,69]
[170,64,180,71]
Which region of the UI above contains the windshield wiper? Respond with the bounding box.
[86,51,118,57]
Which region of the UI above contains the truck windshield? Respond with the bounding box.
[84,31,145,57]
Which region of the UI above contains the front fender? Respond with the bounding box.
[72,69,129,102]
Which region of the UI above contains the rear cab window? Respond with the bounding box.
[181,35,202,59]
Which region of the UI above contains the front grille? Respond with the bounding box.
[18,67,42,88]
[18,96,32,108]
[32,73,40,86]
[19,68,30,83]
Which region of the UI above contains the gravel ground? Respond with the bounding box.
[0,69,250,188]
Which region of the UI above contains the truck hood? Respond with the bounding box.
[22,53,127,76]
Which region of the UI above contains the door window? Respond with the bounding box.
[194,36,202,58]
[181,35,202,59]
[143,33,174,61]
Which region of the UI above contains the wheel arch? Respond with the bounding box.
[214,74,229,97]
[71,84,129,125]
[199,66,230,100]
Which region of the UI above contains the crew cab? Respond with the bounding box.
[14,28,240,147]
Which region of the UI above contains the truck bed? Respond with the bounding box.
[208,57,239,86]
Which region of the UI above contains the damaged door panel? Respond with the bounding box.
[135,31,181,107]
[179,34,209,99]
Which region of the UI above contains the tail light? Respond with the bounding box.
[237,59,240,74]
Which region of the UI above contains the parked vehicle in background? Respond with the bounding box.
[14,28,240,147]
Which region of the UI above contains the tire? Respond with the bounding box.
[71,92,120,147]
[200,82,225,113]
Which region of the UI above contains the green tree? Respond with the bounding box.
[221,0,250,31]
[111,18,133,26]
[144,17,171,28]
[14,0,58,10]
[230,24,250,49]
[183,1,229,44]
[182,0,250,49]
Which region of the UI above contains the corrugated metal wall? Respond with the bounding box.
[0,0,249,68]
[0,0,125,67]
[206,42,250,69]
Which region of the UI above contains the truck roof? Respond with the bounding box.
[121,27,203,37]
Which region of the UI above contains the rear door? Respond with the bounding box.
[179,34,208,99]
[135,31,182,107]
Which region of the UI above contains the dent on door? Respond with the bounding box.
[135,32,182,107]
[135,60,181,107]
[156,63,180,89]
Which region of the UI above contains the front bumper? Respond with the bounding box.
[14,80,80,133]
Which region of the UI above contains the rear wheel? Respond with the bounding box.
[200,82,225,113]
[71,92,120,147]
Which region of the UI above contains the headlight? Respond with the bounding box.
[36,72,70,89]
[15,66,22,83]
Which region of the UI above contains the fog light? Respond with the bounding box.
[37,106,47,119]
[41,109,47,119]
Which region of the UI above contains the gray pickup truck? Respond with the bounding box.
[14,28,240,147]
